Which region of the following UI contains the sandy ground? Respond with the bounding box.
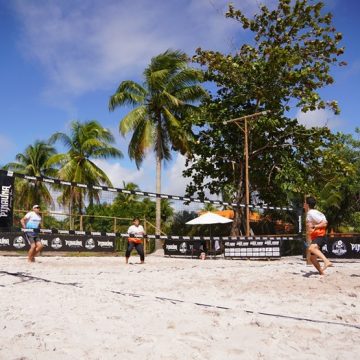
[0,253,359,360]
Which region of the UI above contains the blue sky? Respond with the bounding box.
[0,0,359,195]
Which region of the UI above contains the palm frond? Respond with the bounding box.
[90,146,123,159]
[162,107,191,155]
[49,132,73,148]
[166,68,204,92]
[109,81,146,110]
[47,153,70,167]
[119,105,148,136]
[162,91,182,107]
[128,119,154,168]
[174,85,209,103]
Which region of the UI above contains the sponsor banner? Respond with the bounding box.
[164,237,299,257]
[0,232,115,252]
[321,236,360,259]
[224,239,281,259]
[164,240,207,256]
[0,173,14,229]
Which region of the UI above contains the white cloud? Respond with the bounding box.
[162,153,222,203]
[94,152,189,196]
[297,109,343,129]
[93,159,145,188]
[163,154,189,196]
[12,0,277,101]
[12,0,235,98]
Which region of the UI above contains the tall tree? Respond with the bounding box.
[4,141,57,210]
[314,130,360,231]
[109,49,207,243]
[48,120,122,215]
[185,0,345,235]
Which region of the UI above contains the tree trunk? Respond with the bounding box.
[69,187,73,230]
[155,141,162,250]
[230,162,246,236]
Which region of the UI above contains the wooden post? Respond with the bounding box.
[114,217,117,232]
[244,117,250,237]
[225,112,269,237]
[80,215,83,231]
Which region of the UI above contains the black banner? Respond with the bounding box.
[0,232,115,252]
[0,173,14,229]
[163,236,300,258]
[164,240,208,257]
[320,236,360,259]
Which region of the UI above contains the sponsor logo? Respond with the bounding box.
[65,239,83,248]
[60,181,71,186]
[51,237,63,250]
[40,239,48,246]
[332,240,347,256]
[0,237,10,246]
[0,185,12,218]
[97,240,113,248]
[85,238,96,250]
[179,242,187,254]
[13,236,26,249]
[41,229,52,234]
[165,244,178,251]
[350,243,360,253]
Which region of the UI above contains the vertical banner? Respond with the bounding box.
[297,207,303,234]
[0,173,14,229]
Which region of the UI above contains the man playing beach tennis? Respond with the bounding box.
[125,217,145,264]
[20,205,43,263]
[304,196,333,275]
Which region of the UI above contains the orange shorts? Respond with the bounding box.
[128,237,142,244]
[310,228,326,240]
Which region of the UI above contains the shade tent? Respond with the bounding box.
[186,212,233,253]
[186,212,233,225]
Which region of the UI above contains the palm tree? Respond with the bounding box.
[4,141,57,210]
[114,181,140,206]
[48,120,123,216]
[109,49,207,242]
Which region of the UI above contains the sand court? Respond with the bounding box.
[0,255,359,359]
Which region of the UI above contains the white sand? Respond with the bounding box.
[0,254,359,360]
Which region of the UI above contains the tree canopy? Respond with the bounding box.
[184,0,349,234]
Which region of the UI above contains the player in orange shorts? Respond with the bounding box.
[304,196,333,275]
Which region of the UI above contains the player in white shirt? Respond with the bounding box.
[20,205,43,263]
[304,197,333,275]
[125,217,146,264]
